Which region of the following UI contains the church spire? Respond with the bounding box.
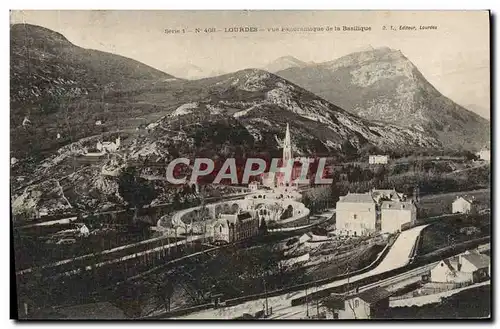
[282,123,292,164]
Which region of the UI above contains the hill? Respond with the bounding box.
[10,23,178,160]
[11,24,175,106]
[276,47,490,151]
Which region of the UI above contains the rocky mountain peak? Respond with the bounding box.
[263,56,307,73]
[275,47,490,151]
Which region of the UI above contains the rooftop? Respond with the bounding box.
[338,192,375,203]
[219,211,254,224]
[461,253,490,269]
[381,201,415,210]
[441,258,459,272]
[454,196,479,204]
[372,189,402,200]
[354,287,393,304]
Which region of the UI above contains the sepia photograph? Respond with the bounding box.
[9,10,491,320]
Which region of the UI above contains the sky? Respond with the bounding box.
[10,10,490,119]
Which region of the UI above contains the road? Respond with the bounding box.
[173,225,428,319]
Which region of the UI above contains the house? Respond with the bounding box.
[97,137,121,153]
[78,224,90,237]
[371,189,403,203]
[380,201,417,233]
[430,251,490,283]
[430,257,469,283]
[476,148,490,162]
[336,188,412,236]
[249,181,260,192]
[35,208,49,218]
[336,193,377,236]
[369,155,389,165]
[298,233,312,244]
[331,287,392,319]
[452,196,478,214]
[212,210,259,243]
[460,251,490,282]
[95,120,103,126]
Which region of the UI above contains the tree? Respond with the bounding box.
[148,278,175,313]
[259,218,268,233]
[112,281,148,318]
[118,166,156,222]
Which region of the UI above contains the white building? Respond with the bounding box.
[380,201,417,233]
[336,189,411,235]
[477,148,490,162]
[430,251,490,283]
[95,120,103,126]
[212,211,259,243]
[36,208,49,218]
[78,224,90,237]
[334,287,392,319]
[430,258,470,283]
[336,193,377,236]
[298,233,312,244]
[463,254,490,280]
[452,196,477,214]
[249,181,260,192]
[97,137,121,153]
[369,155,389,165]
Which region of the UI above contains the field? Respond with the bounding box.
[125,232,387,315]
[416,213,490,256]
[13,222,157,271]
[417,189,490,218]
[331,160,490,200]
[385,285,491,319]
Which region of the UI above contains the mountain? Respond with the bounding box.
[166,63,225,80]
[10,23,177,161]
[263,56,308,73]
[114,68,441,160]
[275,47,490,151]
[10,24,175,106]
